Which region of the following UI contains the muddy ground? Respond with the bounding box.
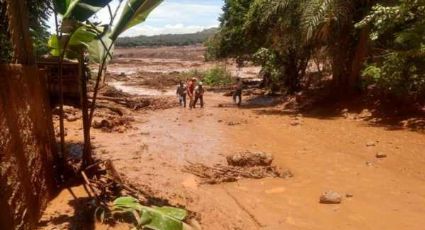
[39,45,425,230]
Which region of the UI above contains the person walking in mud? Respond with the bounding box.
[194,81,205,108]
[176,81,187,107]
[233,77,243,106]
[187,78,196,109]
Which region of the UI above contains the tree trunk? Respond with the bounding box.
[284,51,301,94]
[5,0,34,65]
[349,27,369,91]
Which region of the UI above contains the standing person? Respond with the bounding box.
[194,81,205,108]
[176,81,187,107]
[187,78,196,109]
[233,77,243,106]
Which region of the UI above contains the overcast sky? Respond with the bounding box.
[49,0,223,37]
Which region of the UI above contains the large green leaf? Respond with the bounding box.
[113,196,144,211]
[48,35,62,56]
[54,0,113,21]
[110,0,163,40]
[112,196,187,230]
[141,206,187,230]
[48,25,99,57]
[87,34,114,63]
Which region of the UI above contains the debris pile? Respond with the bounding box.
[92,116,135,133]
[81,160,168,206]
[226,151,273,167]
[184,151,292,184]
[102,85,131,98]
[124,96,179,110]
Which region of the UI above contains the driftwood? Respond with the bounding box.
[94,102,124,116]
[183,161,292,184]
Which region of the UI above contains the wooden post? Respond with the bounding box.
[79,53,93,167]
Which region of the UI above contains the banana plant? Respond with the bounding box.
[109,196,189,230]
[49,0,163,168]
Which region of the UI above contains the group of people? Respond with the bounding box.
[176,77,244,109]
[176,77,205,109]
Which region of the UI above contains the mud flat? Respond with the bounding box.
[40,45,425,230]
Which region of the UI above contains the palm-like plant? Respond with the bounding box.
[301,0,375,94]
[50,0,163,167]
[244,0,310,92]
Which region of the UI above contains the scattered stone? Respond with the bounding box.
[376,152,387,158]
[227,121,241,126]
[290,120,301,126]
[217,120,223,123]
[365,161,373,166]
[320,191,342,204]
[65,115,79,122]
[345,193,353,198]
[357,109,372,119]
[366,141,376,147]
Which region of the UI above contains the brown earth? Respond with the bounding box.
[39,46,425,230]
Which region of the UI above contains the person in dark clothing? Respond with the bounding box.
[194,81,205,108]
[176,81,187,107]
[233,77,243,106]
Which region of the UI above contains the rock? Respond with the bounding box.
[116,126,126,133]
[376,152,387,158]
[290,120,301,126]
[66,115,79,122]
[320,191,342,204]
[365,161,373,166]
[357,109,372,119]
[345,193,353,198]
[366,141,376,147]
[227,121,241,126]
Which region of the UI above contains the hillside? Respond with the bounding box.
[116,28,217,47]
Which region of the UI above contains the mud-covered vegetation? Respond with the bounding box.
[180,66,233,87]
[207,0,425,106]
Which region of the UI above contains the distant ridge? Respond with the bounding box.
[116,28,218,47]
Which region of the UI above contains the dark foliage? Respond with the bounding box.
[116,28,218,47]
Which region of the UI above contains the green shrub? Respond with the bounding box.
[180,66,233,87]
[202,66,233,87]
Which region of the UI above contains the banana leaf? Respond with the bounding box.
[54,0,114,21]
[88,36,114,63]
[112,196,188,230]
[48,25,98,57]
[110,0,163,40]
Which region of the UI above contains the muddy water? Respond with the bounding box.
[110,81,175,96]
[85,91,425,230]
